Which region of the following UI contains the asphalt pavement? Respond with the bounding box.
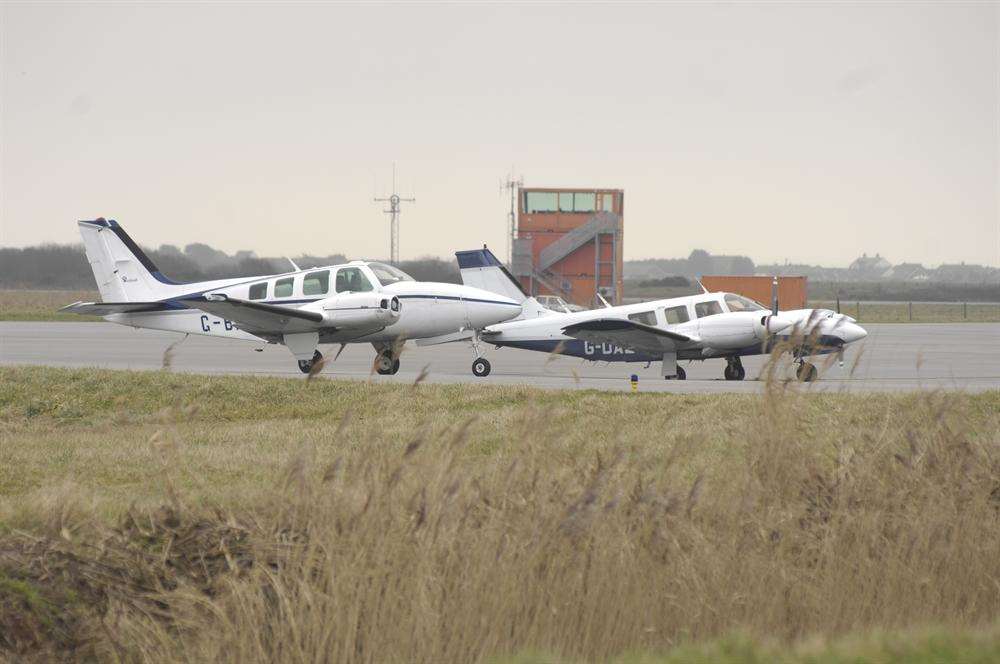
[2,321,998,393]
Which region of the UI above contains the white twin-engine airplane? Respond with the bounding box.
[63,219,522,373]
[454,248,868,381]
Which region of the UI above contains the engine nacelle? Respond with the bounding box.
[697,311,793,349]
[313,292,401,329]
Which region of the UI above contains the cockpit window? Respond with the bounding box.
[335,267,374,293]
[368,263,414,286]
[695,300,723,318]
[724,294,766,312]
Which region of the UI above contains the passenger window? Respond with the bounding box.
[335,267,374,293]
[303,270,329,296]
[695,300,723,318]
[627,311,657,326]
[248,282,267,300]
[274,277,294,298]
[664,305,690,324]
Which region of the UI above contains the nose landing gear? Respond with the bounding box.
[796,360,818,382]
[723,357,746,381]
[468,330,492,377]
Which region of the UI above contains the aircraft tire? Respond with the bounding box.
[298,350,323,375]
[797,361,818,382]
[472,357,491,377]
[665,366,686,380]
[724,360,746,381]
[375,353,394,375]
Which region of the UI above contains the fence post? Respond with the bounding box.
[835,295,840,314]
[908,301,912,321]
[856,301,861,320]
[964,302,967,320]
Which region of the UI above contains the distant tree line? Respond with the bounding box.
[808,281,1000,304]
[626,250,756,280]
[0,243,461,289]
[635,276,691,289]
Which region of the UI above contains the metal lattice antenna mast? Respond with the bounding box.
[374,164,415,265]
[501,173,523,266]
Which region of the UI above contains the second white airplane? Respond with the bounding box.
[451,247,868,381]
[63,219,522,373]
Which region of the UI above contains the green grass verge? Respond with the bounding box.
[0,290,101,322]
[810,301,1000,324]
[500,626,1000,663]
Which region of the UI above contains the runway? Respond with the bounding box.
[2,321,999,393]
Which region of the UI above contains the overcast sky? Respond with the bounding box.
[2,2,998,267]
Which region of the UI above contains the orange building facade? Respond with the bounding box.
[511,187,624,306]
[700,275,808,310]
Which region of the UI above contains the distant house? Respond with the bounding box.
[848,253,892,278]
[884,262,930,281]
[934,263,994,284]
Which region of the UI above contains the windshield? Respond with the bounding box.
[724,293,767,312]
[368,263,414,286]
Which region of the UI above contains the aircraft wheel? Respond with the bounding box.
[724,362,746,381]
[298,350,322,374]
[797,361,818,382]
[375,353,395,375]
[665,366,686,380]
[472,357,491,377]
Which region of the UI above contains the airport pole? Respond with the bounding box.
[964,302,968,320]
[908,301,912,321]
[835,295,840,314]
[857,301,861,321]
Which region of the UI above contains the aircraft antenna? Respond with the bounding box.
[374,163,415,266]
[501,171,523,267]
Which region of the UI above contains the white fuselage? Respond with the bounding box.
[483,291,867,362]
[105,262,522,346]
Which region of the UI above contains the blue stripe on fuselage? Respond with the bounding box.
[395,294,520,307]
[492,339,661,362]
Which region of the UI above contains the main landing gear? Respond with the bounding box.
[375,351,401,375]
[724,357,746,381]
[796,360,818,382]
[665,366,686,380]
[297,350,323,374]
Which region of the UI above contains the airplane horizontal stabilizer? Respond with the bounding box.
[414,329,475,346]
[562,318,696,355]
[59,301,171,315]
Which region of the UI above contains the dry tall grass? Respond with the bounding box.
[0,366,998,662]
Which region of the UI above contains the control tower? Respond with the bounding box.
[511,187,624,306]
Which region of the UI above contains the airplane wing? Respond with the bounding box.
[562,318,696,355]
[179,295,327,335]
[60,301,174,315]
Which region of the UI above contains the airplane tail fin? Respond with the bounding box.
[455,247,553,320]
[455,247,527,302]
[77,218,183,302]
